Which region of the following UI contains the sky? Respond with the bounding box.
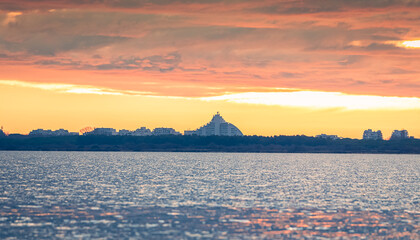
[0,0,420,138]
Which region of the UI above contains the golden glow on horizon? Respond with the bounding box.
[2,80,420,111]
[1,82,420,139]
[201,91,420,110]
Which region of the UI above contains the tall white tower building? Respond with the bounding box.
[184,112,243,136]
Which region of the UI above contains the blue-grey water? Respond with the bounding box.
[0,151,419,239]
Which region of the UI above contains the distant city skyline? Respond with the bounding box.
[1,1,420,138]
[1,113,413,140]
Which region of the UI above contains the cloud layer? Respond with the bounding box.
[0,0,420,98]
[3,79,420,111]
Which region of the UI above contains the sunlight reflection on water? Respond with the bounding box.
[0,151,418,238]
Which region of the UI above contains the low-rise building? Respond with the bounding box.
[118,129,131,136]
[315,134,339,140]
[363,129,383,140]
[55,129,78,136]
[29,129,53,136]
[132,127,152,136]
[390,130,409,140]
[29,128,78,136]
[84,128,117,136]
[152,128,181,136]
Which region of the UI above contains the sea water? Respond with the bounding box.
[0,151,418,239]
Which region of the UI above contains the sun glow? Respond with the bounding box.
[201,91,420,110]
[2,80,420,111]
[0,80,151,96]
[396,40,420,48]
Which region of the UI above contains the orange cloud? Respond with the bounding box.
[1,0,420,134]
[2,11,22,26]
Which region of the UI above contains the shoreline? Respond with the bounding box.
[1,150,419,154]
[1,135,419,154]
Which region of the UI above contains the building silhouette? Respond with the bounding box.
[29,128,79,136]
[390,130,409,140]
[316,134,339,140]
[118,129,132,136]
[132,127,152,136]
[82,127,179,136]
[83,128,117,136]
[152,128,181,136]
[184,112,243,136]
[363,129,383,140]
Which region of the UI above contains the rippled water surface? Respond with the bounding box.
[0,151,419,239]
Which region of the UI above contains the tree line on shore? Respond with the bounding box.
[0,135,419,153]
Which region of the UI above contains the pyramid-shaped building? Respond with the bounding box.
[184,112,243,136]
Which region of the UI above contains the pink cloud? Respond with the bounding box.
[0,0,419,98]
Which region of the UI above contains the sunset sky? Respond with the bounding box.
[1,0,420,138]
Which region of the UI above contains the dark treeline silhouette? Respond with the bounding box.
[0,135,419,153]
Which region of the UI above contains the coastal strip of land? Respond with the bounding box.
[0,135,419,153]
